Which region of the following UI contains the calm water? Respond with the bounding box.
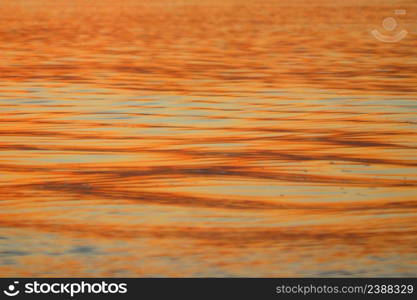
[0,0,416,276]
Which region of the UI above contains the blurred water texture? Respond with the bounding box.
[0,0,416,276]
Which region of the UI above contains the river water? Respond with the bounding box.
[0,0,416,276]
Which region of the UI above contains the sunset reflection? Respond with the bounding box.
[0,0,416,277]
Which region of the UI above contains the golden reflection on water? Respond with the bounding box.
[0,0,416,276]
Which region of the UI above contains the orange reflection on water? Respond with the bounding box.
[0,0,416,276]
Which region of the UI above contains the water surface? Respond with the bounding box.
[0,0,416,276]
